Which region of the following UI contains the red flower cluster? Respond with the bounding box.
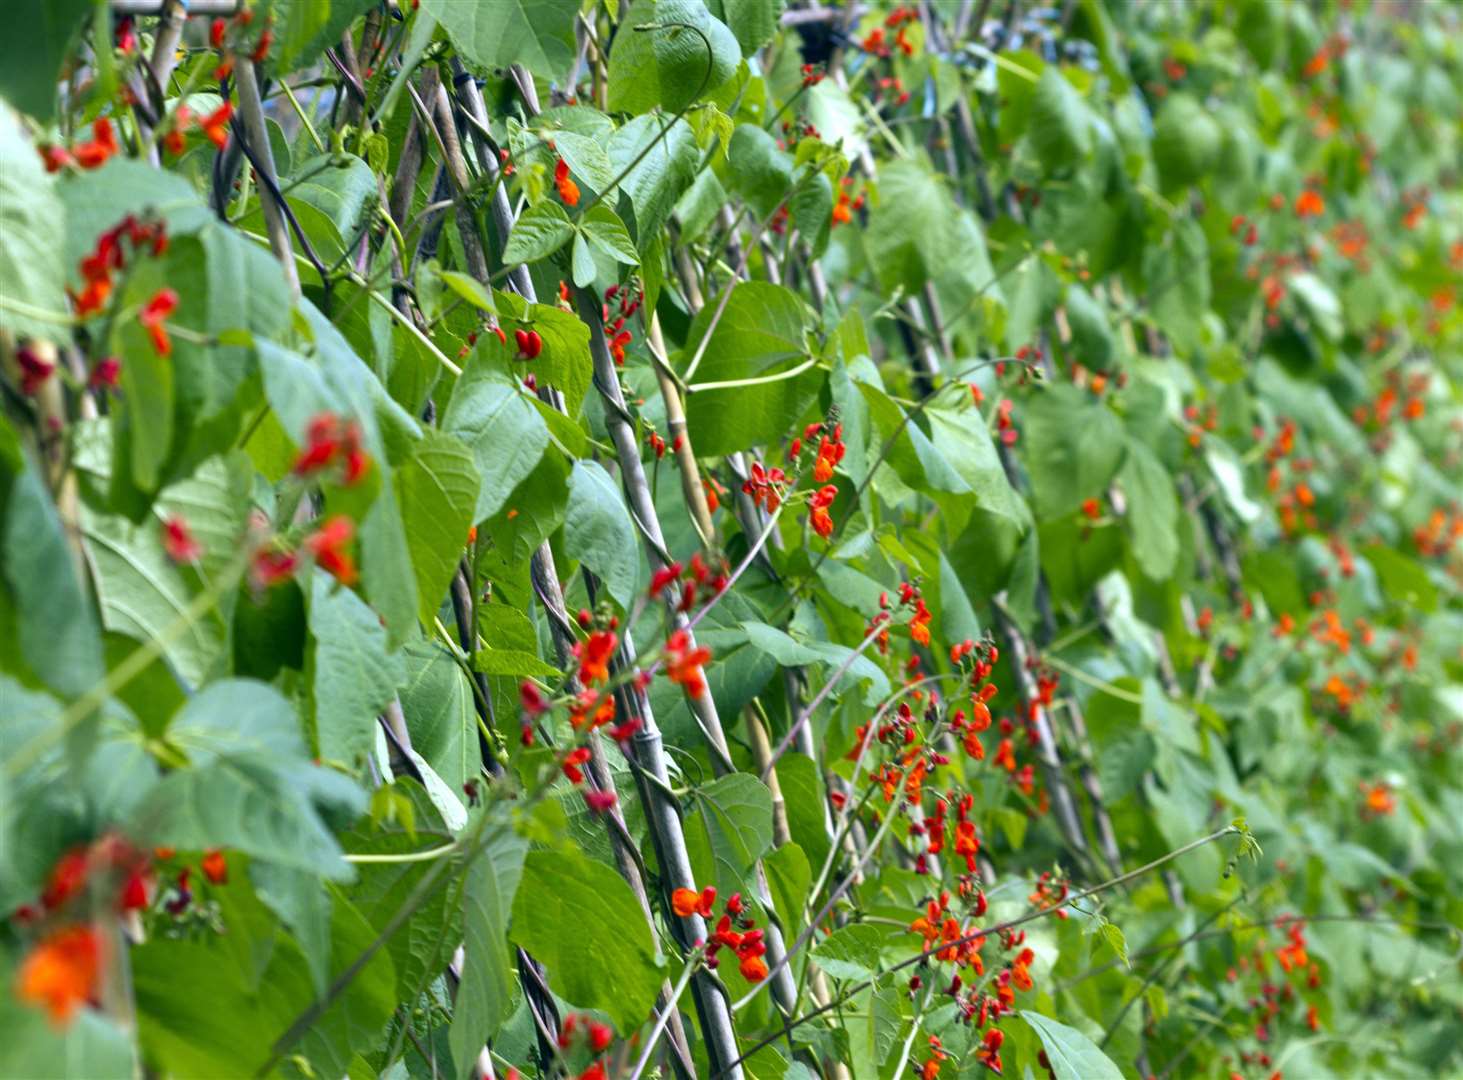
[601,282,642,365]
[292,412,370,486]
[673,887,769,982]
[39,117,119,173]
[649,552,726,611]
[163,101,234,155]
[70,214,168,317]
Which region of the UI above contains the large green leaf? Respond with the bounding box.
[80,450,252,689]
[423,0,578,84]
[1020,1012,1124,1080]
[1027,67,1093,172]
[395,429,480,628]
[134,679,365,880]
[502,199,576,265]
[1022,385,1126,520]
[308,571,407,769]
[1119,440,1179,580]
[0,105,67,341]
[0,0,89,124]
[442,364,549,522]
[398,640,481,796]
[690,773,774,897]
[680,282,823,456]
[3,460,103,698]
[563,460,641,610]
[449,819,527,1079]
[607,0,739,115]
[607,115,700,247]
[508,848,660,1032]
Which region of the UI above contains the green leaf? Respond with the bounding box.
[394,429,481,627]
[607,0,739,114]
[1153,93,1221,190]
[763,841,811,938]
[1119,440,1179,580]
[571,232,597,289]
[3,461,104,698]
[680,282,823,456]
[509,848,660,1032]
[80,450,251,689]
[1020,1012,1124,1080]
[563,460,641,610]
[264,0,378,74]
[740,622,889,705]
[503,199,576,265]
[1022,385,1126,519]
[441,270,496,315]
[691,773,774,896]
[442,364,549,522]
[812,924,886,980]
[0,105,67,340]
[493,290,594,415]
[580,205,641,266]
[398,641,481,796]
[865,158,1000,313]
[450,820,528,1079]
[706,0,784,56]
[308,571,407,769]
[607,115,699,247]
[0,0,89,124]
[726,124,794,218]
[134,679,365,880]
[1028,68,1093,172]
[422,0,578,83]
[0,995,135,1080]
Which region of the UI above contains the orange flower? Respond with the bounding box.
[1294,190,1325,218]
[554,158,580,207]
[671,885,715,918]
[201,849,228,885]
[573,630,618,686]
[305,515,358,586]
[138,288,178,356]
[201,101,234,149]
[72,118,119,170]
[808,484,837,539]
[16,925,102,1025]
[738,954,768,982]
[665,629,711,698]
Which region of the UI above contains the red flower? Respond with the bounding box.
[250,28,273,64]
[584,789,618,815]
[739,954,769,982]
[555,158,580,207]
[210,16,227,49]
[201,101,234,150]
[1081,497,1101,520]
[813,432,845,482]
[139,288,178,356]
[119,869,150,912]
[574,630,617,686]
[72,118,118,170]
[520,680,549,717]
[561,746,591,784]
[41,850,89,911]
[250,546,298,590]
[809,483,837,539]
[305,515,358,586]
[588,1021,613,1052]
[200,849,227,885]
[292,412,370,485]
[16,344,54,395]
[665,629,711,698]
[162,515,203,564]
[163,104,192,156]
[649,561,683,597]
[39,144,74,172]
[84,357,118,395]
[16,925,101,1026]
